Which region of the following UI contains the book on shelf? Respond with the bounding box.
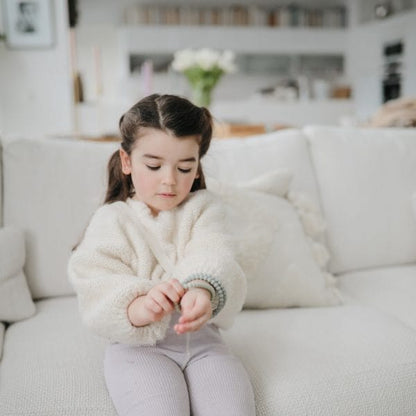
[123,4,347,28]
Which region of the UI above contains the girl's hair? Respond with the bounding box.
[104,94,213,204]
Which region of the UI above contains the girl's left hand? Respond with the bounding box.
[174,288,212,334]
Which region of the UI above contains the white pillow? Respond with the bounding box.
[207,171,341,308]
[0,226,36,322]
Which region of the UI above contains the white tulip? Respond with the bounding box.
[171,48,237,75]
[219,50,237,73]
[171,49,196,71]
[194,48,221,70]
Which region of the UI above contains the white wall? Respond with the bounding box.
[0,0,73,137]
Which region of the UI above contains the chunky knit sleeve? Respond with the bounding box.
[67,203,170,346]
[174,191,247,329]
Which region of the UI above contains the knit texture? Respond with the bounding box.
[67,190,246,346]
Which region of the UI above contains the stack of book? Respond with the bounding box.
[123,4,347,28]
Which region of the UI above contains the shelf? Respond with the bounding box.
[211,97,354,126]
[118,25,347,55]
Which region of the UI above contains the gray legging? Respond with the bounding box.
[104,312,255,416]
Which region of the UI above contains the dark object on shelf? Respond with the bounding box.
[382,40,404,103]
[73,72,84,103]
[68,0,79,28]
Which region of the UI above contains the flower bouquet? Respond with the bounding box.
[171,48,237,108]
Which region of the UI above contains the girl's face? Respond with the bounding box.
[120,128,200,215]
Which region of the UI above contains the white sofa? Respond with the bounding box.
[1,126,416,415]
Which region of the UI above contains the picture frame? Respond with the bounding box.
[2,0,54,49]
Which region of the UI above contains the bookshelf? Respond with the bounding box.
[123,4,347,28]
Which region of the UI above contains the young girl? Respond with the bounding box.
[68,94,255,416]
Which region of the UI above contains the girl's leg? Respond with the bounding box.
[104,343,190,416]
[184,352,256,416]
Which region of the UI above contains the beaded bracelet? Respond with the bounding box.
[174,278,220,314]
[184,280,216,302]
[181,273,226,317]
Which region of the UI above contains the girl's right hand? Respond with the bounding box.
[128,279,185,327]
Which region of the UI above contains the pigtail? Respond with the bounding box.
[104,150,133,204]
[199,107,213,158]
[190,106,212,192]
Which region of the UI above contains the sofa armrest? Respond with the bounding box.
[0,226,36,323]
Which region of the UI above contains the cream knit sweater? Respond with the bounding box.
[68,190,246,346]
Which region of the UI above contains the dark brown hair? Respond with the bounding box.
[104,94,213,204]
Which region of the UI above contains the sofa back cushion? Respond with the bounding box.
[305,126,416,274]
[0,226,36,322]
[3,138,118,299]
[2,130,319,300]
[204,129,322,206]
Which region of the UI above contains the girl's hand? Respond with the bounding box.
[174,288,212,334]
[128,279,185,327]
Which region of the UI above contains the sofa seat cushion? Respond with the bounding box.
[222,306,416,416]
[337,264,416,330]
[2,298,416,416]
[0,296,116,416]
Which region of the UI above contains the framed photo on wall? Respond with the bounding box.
[2,0,54,49]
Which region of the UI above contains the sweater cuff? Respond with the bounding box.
[181,274,227,317]
[80,279,171,347]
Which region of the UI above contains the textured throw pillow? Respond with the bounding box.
[0,227,36,322]
[207,171,341,308]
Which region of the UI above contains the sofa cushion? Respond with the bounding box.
[0,226,36,322]
[3,298,416,416]
[204,129,322,208]
[337,264,416,330]
[222,306,416,415]
[2,131,320,300]
[305,126,416,274]
[3,138,118,299]
[0,296,116,415]
[207,172,340,308]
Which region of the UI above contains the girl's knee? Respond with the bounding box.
[185,355,255,416]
